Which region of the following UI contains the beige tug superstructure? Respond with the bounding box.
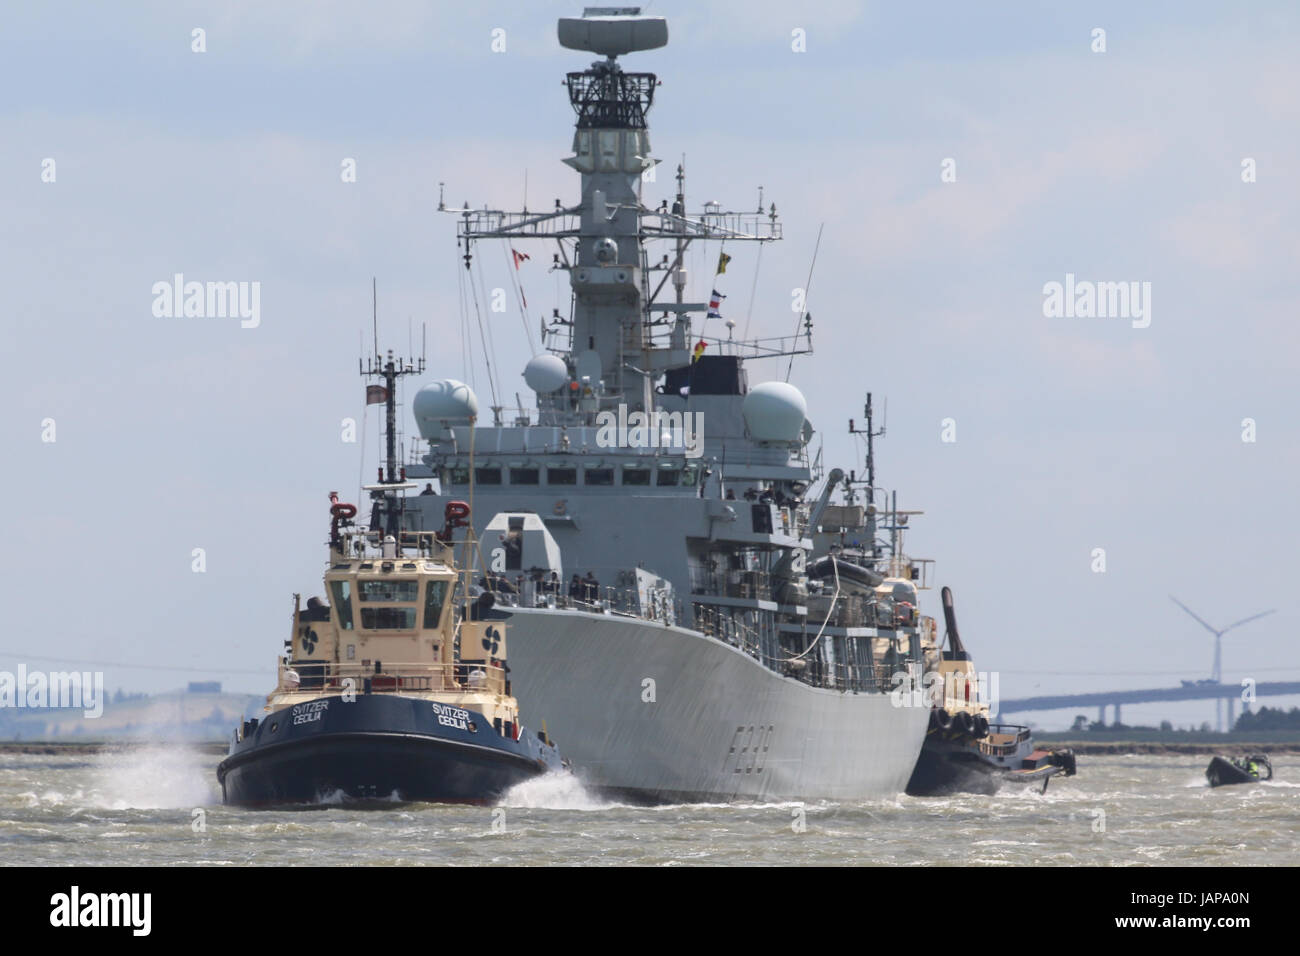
[217,354,564,807]
[273,519,519,737]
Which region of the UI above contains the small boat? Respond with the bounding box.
[1206,754,1272,787]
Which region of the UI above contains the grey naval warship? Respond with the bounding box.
[399,8,938,802]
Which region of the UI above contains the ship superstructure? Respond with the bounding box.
[400,8,932,801]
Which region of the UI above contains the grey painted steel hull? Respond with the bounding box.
[501,606,930,802]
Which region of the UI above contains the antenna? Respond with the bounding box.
[785,223,823,381]
[848,392,886,496]
[359,283,427,539]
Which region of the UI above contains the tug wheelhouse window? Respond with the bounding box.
[358,580,419,602]
[424,580,449,628]
[360,607,418,629]
[357,579,419,629]
[330,580,354,630]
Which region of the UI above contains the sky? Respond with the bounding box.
[2,1,1297,730]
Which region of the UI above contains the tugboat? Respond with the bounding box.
[795,395,1076,796]
[217,352,564,807]
[1206,754,1272,787]
[906,586,1077,795]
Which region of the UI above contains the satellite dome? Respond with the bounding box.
[413,379,478,438]
[523,354,569,393]
[889,580,918,605]
[743,382,807,442]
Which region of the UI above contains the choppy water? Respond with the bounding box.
[1,749,1295,865]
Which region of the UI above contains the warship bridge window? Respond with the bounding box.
[448,466,470,485]
[510,468,539,485]
[656,464,680,486]
[359,579,419,602]
[329,580,354,630]
[584,467,614,486]
[475,468,502,485]
[360,606,417,630]
[548,467,577,485]
[622,465,650,486]
[424,580,449,628]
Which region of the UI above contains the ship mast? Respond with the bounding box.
[448,9,785,427]
[361,282,425,538]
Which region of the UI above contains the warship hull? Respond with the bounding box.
[218,693,560,807]
[501,606,930,802]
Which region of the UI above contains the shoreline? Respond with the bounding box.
[1039,740,1300,755]
[0,741,229,756]
[2,740,1298,757]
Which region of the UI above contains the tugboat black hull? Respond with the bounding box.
[218,693,562,807]
[907,719,1077,796]
[907,744,1000,796]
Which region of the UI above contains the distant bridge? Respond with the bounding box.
[999,681,1300,726]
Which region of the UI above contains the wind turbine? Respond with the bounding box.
[1169,596,1276,730]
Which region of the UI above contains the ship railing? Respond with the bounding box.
[688,567,771,601]
[639,209,782,242]
[692,604,767,661]
[826,660,895,694]
[456,207,582,240]
[693,603,912,694]
[493,579,679,627]
[280,660,508,697]
[977,725,1032,757]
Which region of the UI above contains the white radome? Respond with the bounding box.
[743,381,808,442]
[413,380,478,438]
[523,354,569,393]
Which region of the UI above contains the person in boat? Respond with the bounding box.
[569,573,583,600]
[582,571,599,602]
[420,483,436,495]
[1246,757,1260,778]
